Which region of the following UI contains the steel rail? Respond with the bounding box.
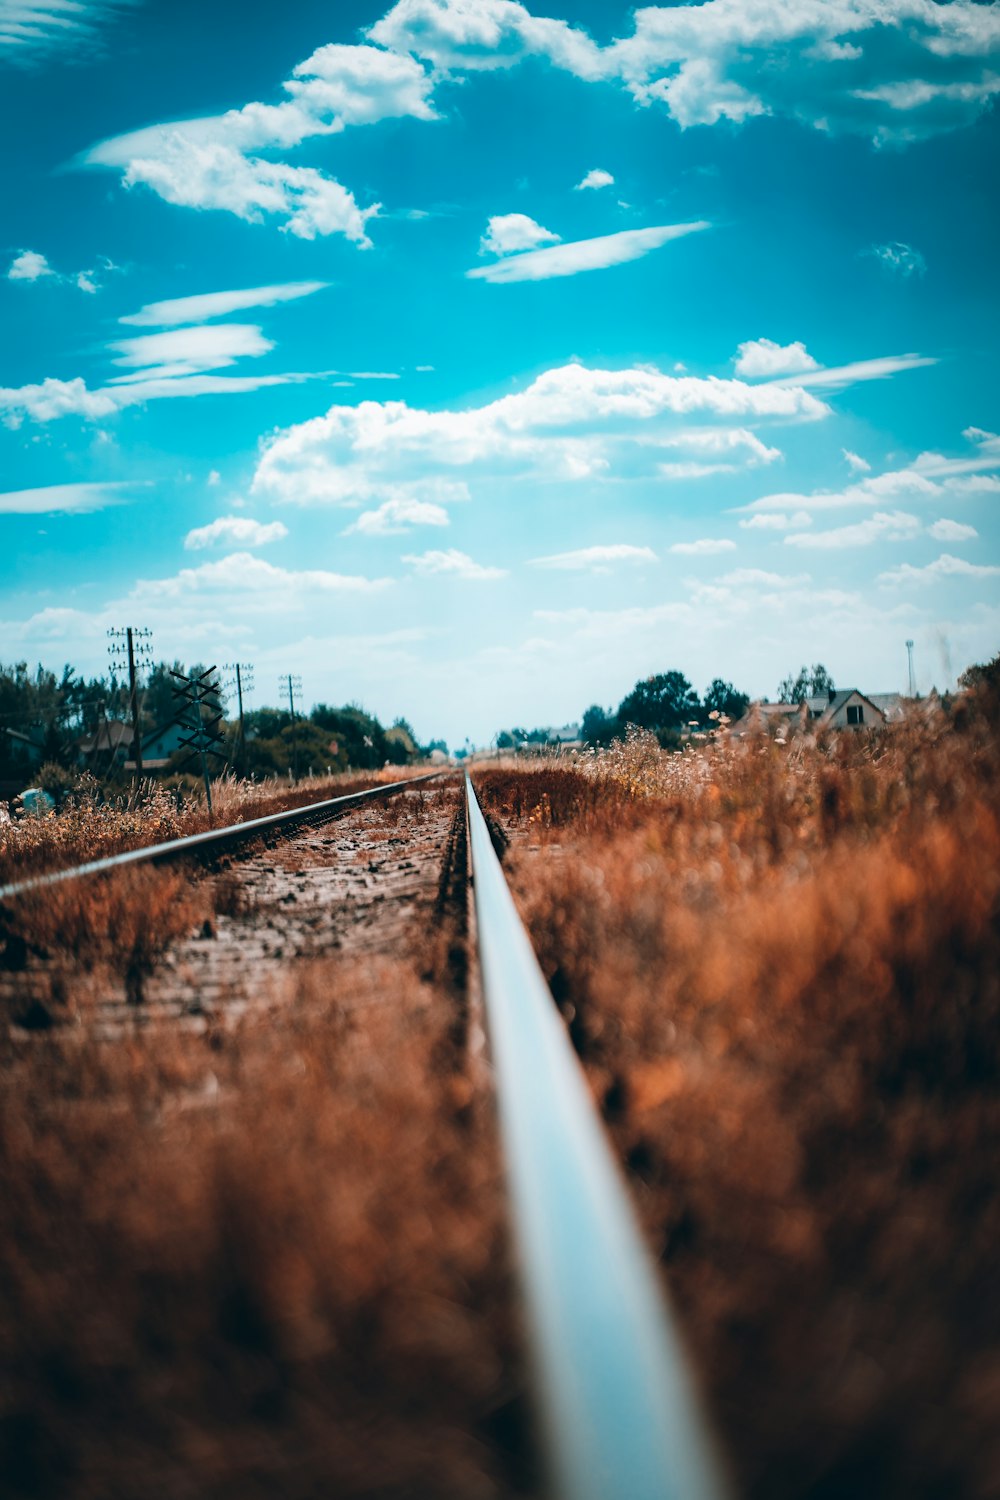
[0,770,448,900]
[465,774,730,1500]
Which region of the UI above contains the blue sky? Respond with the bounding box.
[2,0,998,746]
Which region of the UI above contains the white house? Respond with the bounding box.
[731,690,907,736]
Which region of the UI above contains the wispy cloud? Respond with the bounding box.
[121,281,328,326]
[1,0,138,64]
[669,537,736,556]
[467,221,710,283]
[929,518,978,541]
[7,247,107,292]
[784,510,922,549]
[403,548,506,580]
[866,241,927,278]
[183,516,289,550]
[0,480,140,514]
[132,552,390,602]
[529,543,656,572]
[879,553,1000,586]
[108,324,274,381]
[766,353,937,390]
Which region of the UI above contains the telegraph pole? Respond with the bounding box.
[282,673,303,782]
[906,639,916,698]
[108,627,152,779]
[224,662,254,777]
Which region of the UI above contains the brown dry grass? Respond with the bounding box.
[0,766,437,886]
[0,946,530,1500]
[472,689,1000,1499]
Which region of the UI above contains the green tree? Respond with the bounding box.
[777,663,836,704]
[703,679,750,722]
[617,672,700,738]
[580,704,618,745]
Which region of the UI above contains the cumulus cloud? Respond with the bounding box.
[344,497,451,534]
[879,553,1000,586]
[669,537,737,555]
[251,360,828,506]
[121,281,328,326]
[479,212,560,255]
[403,548,506,579]
[739,511,814,531]
[371,0,1000,143]
[0,481,138,514]
[469,220,709,282]
[784,509,922,548]
[734,337,819,378]
[7,250,53,281]
[183,516,289,550]
[574,167,614,190]
[529,543,656,571]
[929,517,978,541]
[83,40,439,240]
[867,241,927,277]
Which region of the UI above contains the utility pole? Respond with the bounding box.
[170,667,225,816]
[906,639,916,698]
[282,674,303,782]
[108,627,152,779]
[223,662,254,777]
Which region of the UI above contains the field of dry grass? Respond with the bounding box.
[1,684,997,1500]
[473,681,1000,1498]
[0,765,433,886]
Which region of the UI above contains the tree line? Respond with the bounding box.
[0,659,445,793]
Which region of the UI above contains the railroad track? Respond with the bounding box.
[0,770,730,1500]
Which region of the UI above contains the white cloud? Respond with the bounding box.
[372,0,1000,143]
[529,543,657,571]
[784,509,922,549]
[468,221,710,282]
[867,241,927,277]
[479,212,560,255]
[120,281,327,326]
[7,250,53,282]
[0,481,138,514]
[132,551,390,602]
[0,370,309,427]
[737,430,1000,516]
[879,553,1000,586]
[76,273,98,294]
[669,537,736,556]
[208,469,221,486]
[403,548,506,579]
[183,515,289,550]
[843,448,871,473]
[252,360,828,506]
[739,511,813,531]
[108,324,273,380]
[84,40,437,241]
[344,497,451,535]
[929,518,978,541]
[767,353,936,389]
[1,0,134,62]
[575,167,614,190]
[734,337,819,378]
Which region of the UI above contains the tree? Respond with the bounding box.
[617,672,700,738]
[703,679,750,722]
[777,663,836,704]
[580,704,618,745]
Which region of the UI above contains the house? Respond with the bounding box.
[1,727,45,767]
[546,723,583,748]
[77,720,134,767]
[126,720,191,772]
[731,690,906,736]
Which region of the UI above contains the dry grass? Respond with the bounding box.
[0,766,435,886]
[472,688,1000,1499]
[0,950,530,1499]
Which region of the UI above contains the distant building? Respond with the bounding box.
[731,690,907,736]
[77,720,133,767]
[125,720,191,772]
[1,728,45,767]
[546,723,582,748]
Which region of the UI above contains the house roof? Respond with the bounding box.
[78,720,133,752]
[819,689,886,724]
